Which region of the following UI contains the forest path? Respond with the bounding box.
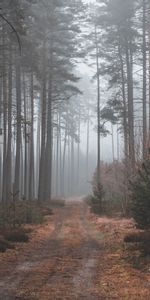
[0,198,104,300]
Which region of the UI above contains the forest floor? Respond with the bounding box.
[0,197,150,300]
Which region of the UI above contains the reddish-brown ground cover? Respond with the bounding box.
[0,199,149,300]
[89,214,150,299]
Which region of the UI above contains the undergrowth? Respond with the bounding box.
[4,229,29,243]
[0,200,44,229]
[0,238,15,252]
[124,231,150,256]
[0,200,47,252]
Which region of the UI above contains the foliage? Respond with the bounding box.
[25,203,44,224]
[100,107,118,125]
[91,173,104,214]
[0,238,14,252]
[90,162,128,216]
[124,231,150,256]
[4,229,29,243]
[130,156,150,229]
[0,201,44,229]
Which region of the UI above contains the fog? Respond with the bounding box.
[0,0,148,202]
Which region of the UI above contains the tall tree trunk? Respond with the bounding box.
[68,135,71,196]
[6,44,13,202]
[77,106,81,187]
[44,74,52,201]
[148,2,150,140]
[59,113,62,196]
[0,77,2,201]
[111,124,115,163]
[125,36,135,171]
[86,103,90,181]
[71,134,74,195]
[118,34,130,208]
[36,101,41,198]
[23,72,28,200]
[28,71,35,200]
[55,113,59,196]
[95,25,101,187]
[62,125,67,197]
[14,58,22,200]
[2,30,7,203]
[38,70,47,202]
[142,0,147,158]
[117,123,120,161]
[118,39,129,169]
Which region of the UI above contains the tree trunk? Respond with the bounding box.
[6,44,13,202]
[118,39,129,167]
[28,71,35,201]
[148,2,150,140]
[23,72,28,200]
[38,71,47,202]
[71,134,74,195]
[111,124,115,163]
[142,0,147,158]
[2,30,7,203]
[44,74,52,201]
[125,35,135,171]
[95,25,101,186]
[86,103,90,181]
[14,58,22,200]
[77,105,81,187]
[62,125,67,197]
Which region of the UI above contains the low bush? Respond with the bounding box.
[124,231,150,256]
[25,204,44,224]
[88,195,102,215]
[124,232,150,243]
[130,155,150,229]
[0,238,14,252]
[4,229,29,243]
[90,180,104,215]
[0,201,44,228]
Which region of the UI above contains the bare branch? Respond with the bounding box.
[0,13,21,54]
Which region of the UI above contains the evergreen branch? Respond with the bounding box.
[0,12,21,54]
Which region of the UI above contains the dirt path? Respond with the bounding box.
[0,199,104,300]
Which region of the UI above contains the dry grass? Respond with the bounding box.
[88,212,150,299]
[0,203,150,299]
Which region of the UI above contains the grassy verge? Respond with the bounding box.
[88,212,150,299]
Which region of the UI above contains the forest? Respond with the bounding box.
[0,0,150,299]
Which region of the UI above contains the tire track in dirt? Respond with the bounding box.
[0,199,104,300]
[0,206,67,300]
[71,201,104,300]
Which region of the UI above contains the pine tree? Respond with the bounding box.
[130,153,150,229]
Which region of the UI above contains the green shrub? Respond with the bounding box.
[4,229,29,243]
[130,157,150,229]
[124,232,150,243]
[25,205,43,224]
[0,201,44,228]
[0,238,14,252]
[124,232,150,256]
[91,179,104,214]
